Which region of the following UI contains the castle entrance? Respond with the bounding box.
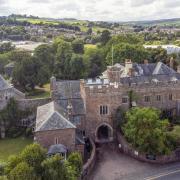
[95,123,113,143]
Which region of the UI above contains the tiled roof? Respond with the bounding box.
[35,101,76,132]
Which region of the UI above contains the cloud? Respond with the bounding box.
[131,0,156,7]
[0,0,179,21]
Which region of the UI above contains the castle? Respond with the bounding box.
[34,59,180,155]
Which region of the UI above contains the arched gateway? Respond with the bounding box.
[95,123,113,143]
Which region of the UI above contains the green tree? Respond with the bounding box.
[72,39,84,54]
[0,98,19,129]
[5,155,22,175]
[69,54,85,79]
[9,162,35,180]
[106,43,148,65]
[84,48,105,78]
[20,143,46,176]
[100,30,111,45]
[41,154,68,180]
[67,152,83,178]
[123,107,171,155]
[54,39,73,79]
[12,56,39,90]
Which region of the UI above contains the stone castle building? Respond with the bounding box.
[35,60,180,154]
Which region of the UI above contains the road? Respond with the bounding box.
[89,144,180,180]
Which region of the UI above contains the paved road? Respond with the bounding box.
[89,144,180,180]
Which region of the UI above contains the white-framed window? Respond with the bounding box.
[100,105,108,115]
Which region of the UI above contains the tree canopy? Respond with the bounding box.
[123,107,171,155]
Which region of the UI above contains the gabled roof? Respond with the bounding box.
[35,101,76,132]
[0,75,11,90]
[152,62,176,75]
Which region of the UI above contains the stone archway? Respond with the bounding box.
[95,123,113,143]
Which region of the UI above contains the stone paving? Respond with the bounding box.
[89,144,180,180]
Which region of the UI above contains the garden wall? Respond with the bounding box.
[117,132,180,164]
[81,138,96,180]
[17,98,51,111]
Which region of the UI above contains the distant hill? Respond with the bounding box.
[120,18,180,26]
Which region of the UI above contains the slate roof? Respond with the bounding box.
[120,73,180,84]
[56,80,81,98]
[54,80,85,115]
[0,75,11,90]
[47,144,68,155]
[133,62,176,76]
[56,99,85,115]
[35,101,76,132]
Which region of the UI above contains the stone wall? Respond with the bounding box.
[117,132,180,164]
[81,80,180,139]
[35,128,76,152]
[81,138,96,180]
[17,98,51,111]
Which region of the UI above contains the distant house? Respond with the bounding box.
[144,45,180,54]
[0,75,25,108]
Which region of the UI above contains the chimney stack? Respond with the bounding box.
[170,57,174,69]
[125,59,132,71]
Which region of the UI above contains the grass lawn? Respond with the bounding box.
[0,137,33,163]
[26,83,50,99]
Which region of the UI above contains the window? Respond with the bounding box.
[100,105,108,115]
[54,137,58,144]
[122,97,128,104]
[169,94,173,101]
[144,96,150,102]
[156,95,161,101]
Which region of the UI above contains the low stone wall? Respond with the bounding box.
[17,98,51,111]
[81,138,96,180]
[117,132,180,164]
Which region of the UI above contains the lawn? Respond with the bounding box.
[0,137,33,163]
[26,83,50,99]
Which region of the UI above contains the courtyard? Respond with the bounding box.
[90,144,180,180]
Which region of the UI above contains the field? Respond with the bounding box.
[17,18,107,32]
[0,137,33,163]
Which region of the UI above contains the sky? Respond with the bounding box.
[0,0,180,21]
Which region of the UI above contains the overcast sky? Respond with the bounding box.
[0,0,180,21]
